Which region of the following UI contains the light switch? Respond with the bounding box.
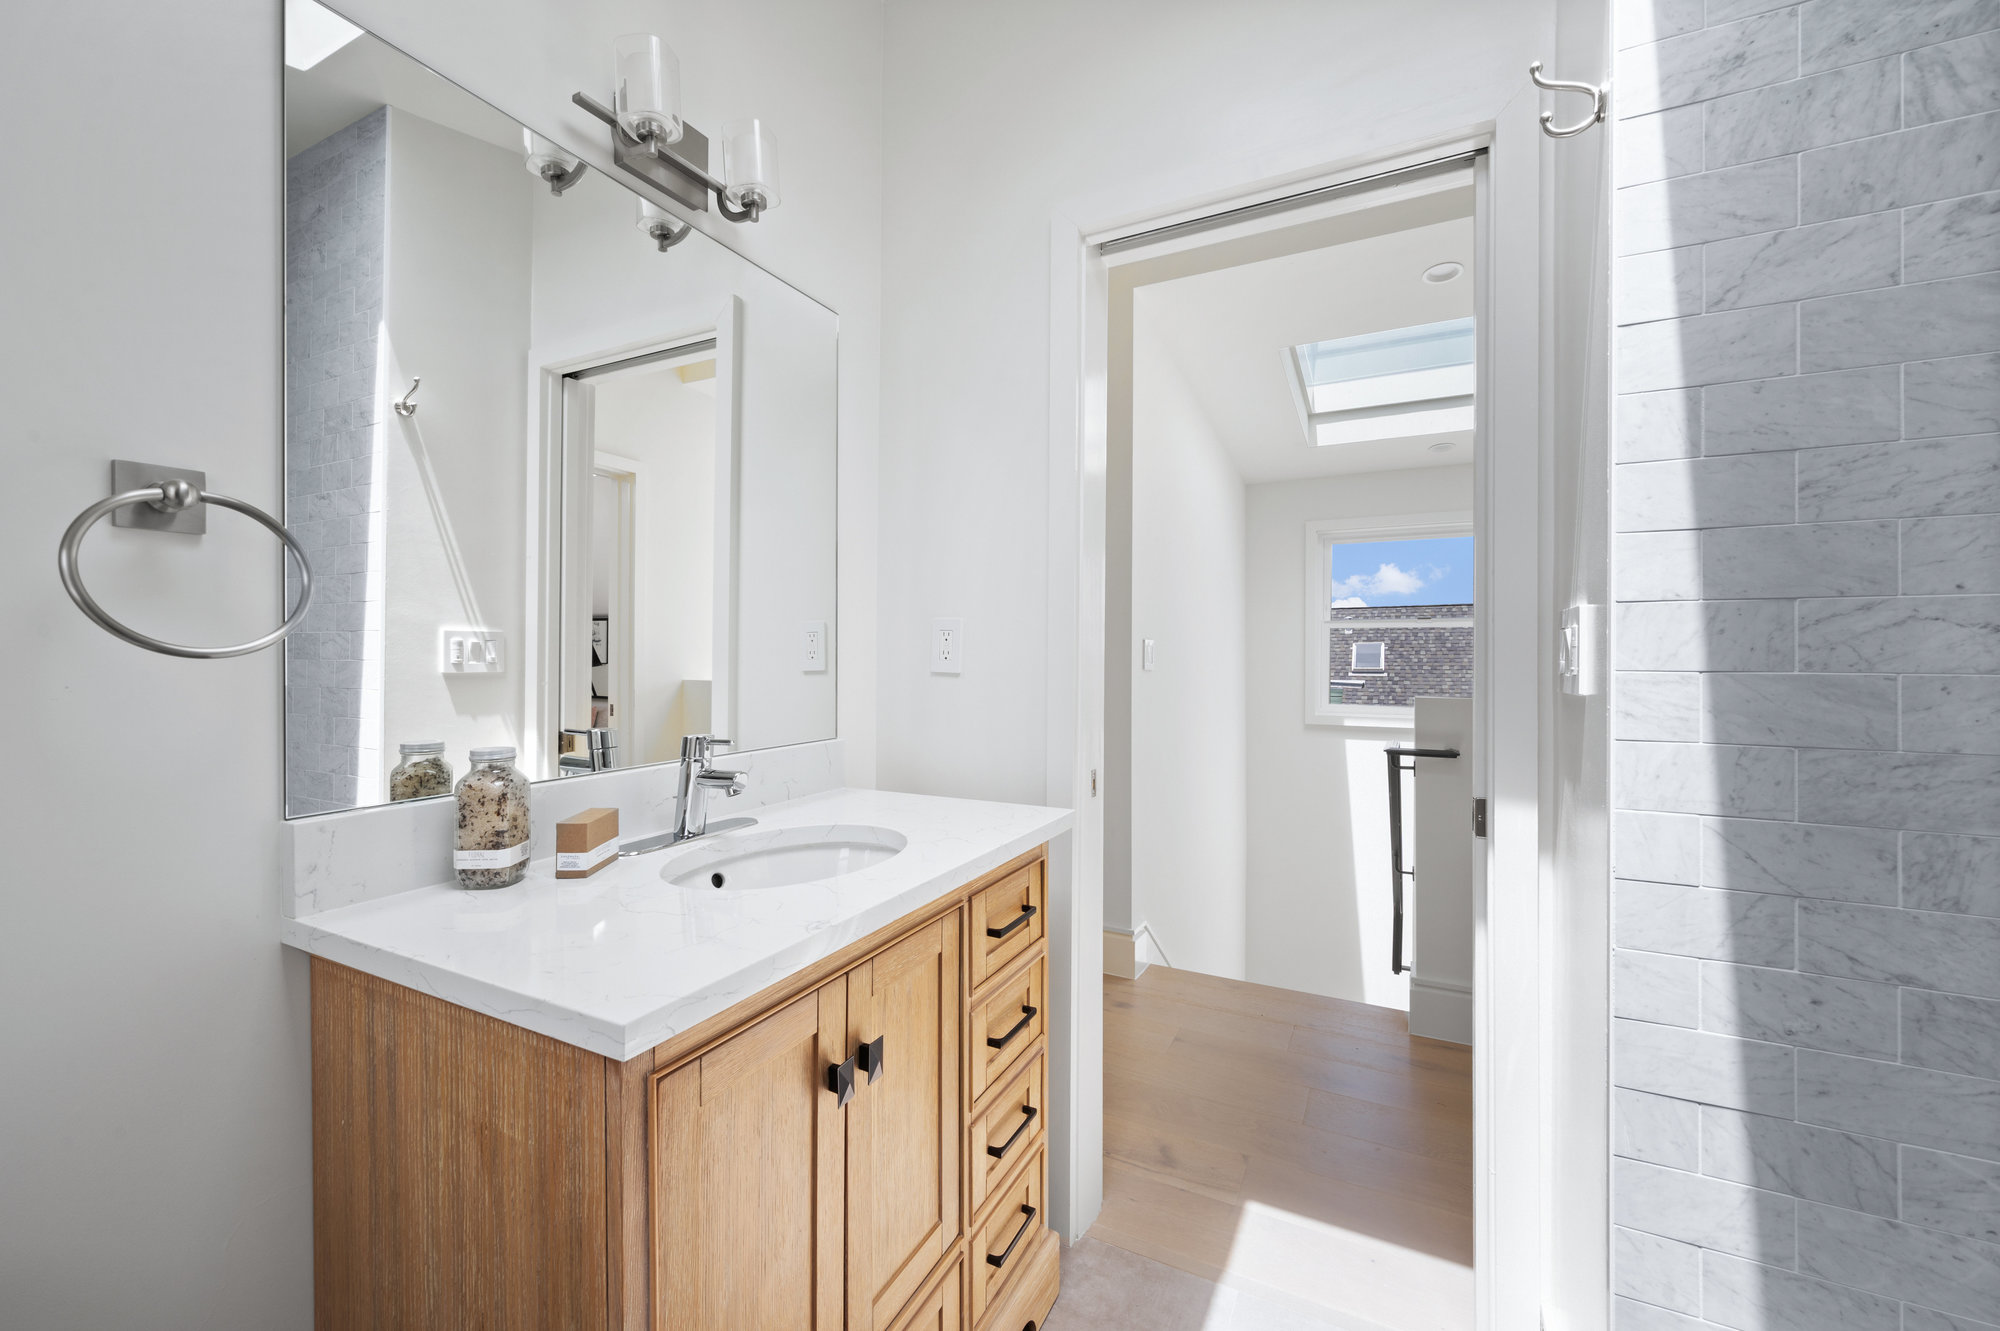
[802,621,828,672]
[931,618,962,674]
[439,627,505,674]
[1142,638,1156,670]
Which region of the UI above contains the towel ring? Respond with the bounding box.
[58,480,315,659]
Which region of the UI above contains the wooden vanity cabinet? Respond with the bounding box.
[844,914,963,1330]
[311,844,1058,1331]
[650,984,849,1330]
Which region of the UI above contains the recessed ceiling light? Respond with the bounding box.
[1428,440,1457,452]
[1422,262,1464,284]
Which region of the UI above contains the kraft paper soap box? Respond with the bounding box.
[556,807,620,879]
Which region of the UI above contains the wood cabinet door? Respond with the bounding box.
[846,913,964,1329]
[652,982,847,1331]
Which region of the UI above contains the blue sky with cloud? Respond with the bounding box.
[1328,536,1474,607]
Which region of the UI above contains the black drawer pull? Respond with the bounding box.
[986,1004,1038,1050]
[986,1203,1037,1268]
[986,904,1038,940]
[987,1103,1039,1160]
[826,1054,856,1108]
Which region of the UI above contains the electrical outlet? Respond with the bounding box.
[801,621,828,672]
[439,627,505,674]
[931,618,962,674]
[1142,638,1156,670]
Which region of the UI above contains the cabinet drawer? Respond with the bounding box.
[974,1210,1059,1331]
[969,862,1045,992]
[969,1045,1046,1218]
[970,954,1045,1106]
[970,1145,1047,1330]
[888,1252,964,1331]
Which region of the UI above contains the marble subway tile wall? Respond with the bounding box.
[284,109,388,817]
[1611,2,2000,1327]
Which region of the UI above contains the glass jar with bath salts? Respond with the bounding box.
[388,742,453,802]
[454,747,531,889]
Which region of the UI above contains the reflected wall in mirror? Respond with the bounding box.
[282,6,835,817]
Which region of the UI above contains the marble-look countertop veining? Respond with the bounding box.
[280,788,1072,1061]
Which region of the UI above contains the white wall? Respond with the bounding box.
[1244,465,1473,1004]
[1126,321,1248,979]
[0,3,882,1326]
[0,3,312,1325]
[1410,696,1474,1042]
[877,0,1546,804]
[382,107,536,780]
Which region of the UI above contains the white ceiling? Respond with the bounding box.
[286,28,525,159]
[1134,209,1476,484]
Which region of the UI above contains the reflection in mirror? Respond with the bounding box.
[282,7,835,817]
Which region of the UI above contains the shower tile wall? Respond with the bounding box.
[1611,2,2000,1327]
[284,108,387,816]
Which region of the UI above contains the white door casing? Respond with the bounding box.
[1045,102,1571,1329]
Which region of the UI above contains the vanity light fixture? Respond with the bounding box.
[572,34,781,225]
[638,199,693,252]
[613,34,683,148]
[522,129,588,195]
[719,119,781,215]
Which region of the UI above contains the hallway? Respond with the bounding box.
[1047,966,1474,1331]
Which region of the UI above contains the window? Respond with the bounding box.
[1288,318,1475,448]
[1305,521,1474,725]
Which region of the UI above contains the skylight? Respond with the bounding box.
[1288,317,1475,447]
[285,0,363,71]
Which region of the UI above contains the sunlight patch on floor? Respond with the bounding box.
[1205,1199,1474,1331]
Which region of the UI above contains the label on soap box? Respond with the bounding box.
[454,842,530,870]
[557,839,620,874]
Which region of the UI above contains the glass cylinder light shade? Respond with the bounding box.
[636,199,673,235]
[612,33,681,146]
[636,199,687,250]
[521,128,579,180]
[721,120,781,211]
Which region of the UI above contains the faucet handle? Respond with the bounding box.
[679,733,733,763]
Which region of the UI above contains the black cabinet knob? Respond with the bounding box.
[859,1035,885,1085]
[826,1054,856,1108]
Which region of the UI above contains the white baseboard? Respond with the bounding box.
[1103,924,1162,979]
[1408,977,1473,1045]
[1103,927,1137,978]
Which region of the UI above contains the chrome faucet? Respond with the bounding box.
[673,733,746,842]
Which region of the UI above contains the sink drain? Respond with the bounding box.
[711,871,726,889]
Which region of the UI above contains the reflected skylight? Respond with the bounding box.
[1289,317,1475,447]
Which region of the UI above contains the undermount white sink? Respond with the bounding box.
[662,825,908,891]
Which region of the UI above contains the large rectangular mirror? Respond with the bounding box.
[283,8,836,817]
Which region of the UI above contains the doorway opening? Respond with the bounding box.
[557,339,722,770]
[1073,163,1484,1330]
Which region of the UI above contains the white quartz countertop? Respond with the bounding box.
[280,788,1072,1061]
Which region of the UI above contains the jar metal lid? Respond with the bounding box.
[399,741,446,755]
[469,746,517,763]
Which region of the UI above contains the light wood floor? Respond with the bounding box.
[1080,965,1475,1330]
